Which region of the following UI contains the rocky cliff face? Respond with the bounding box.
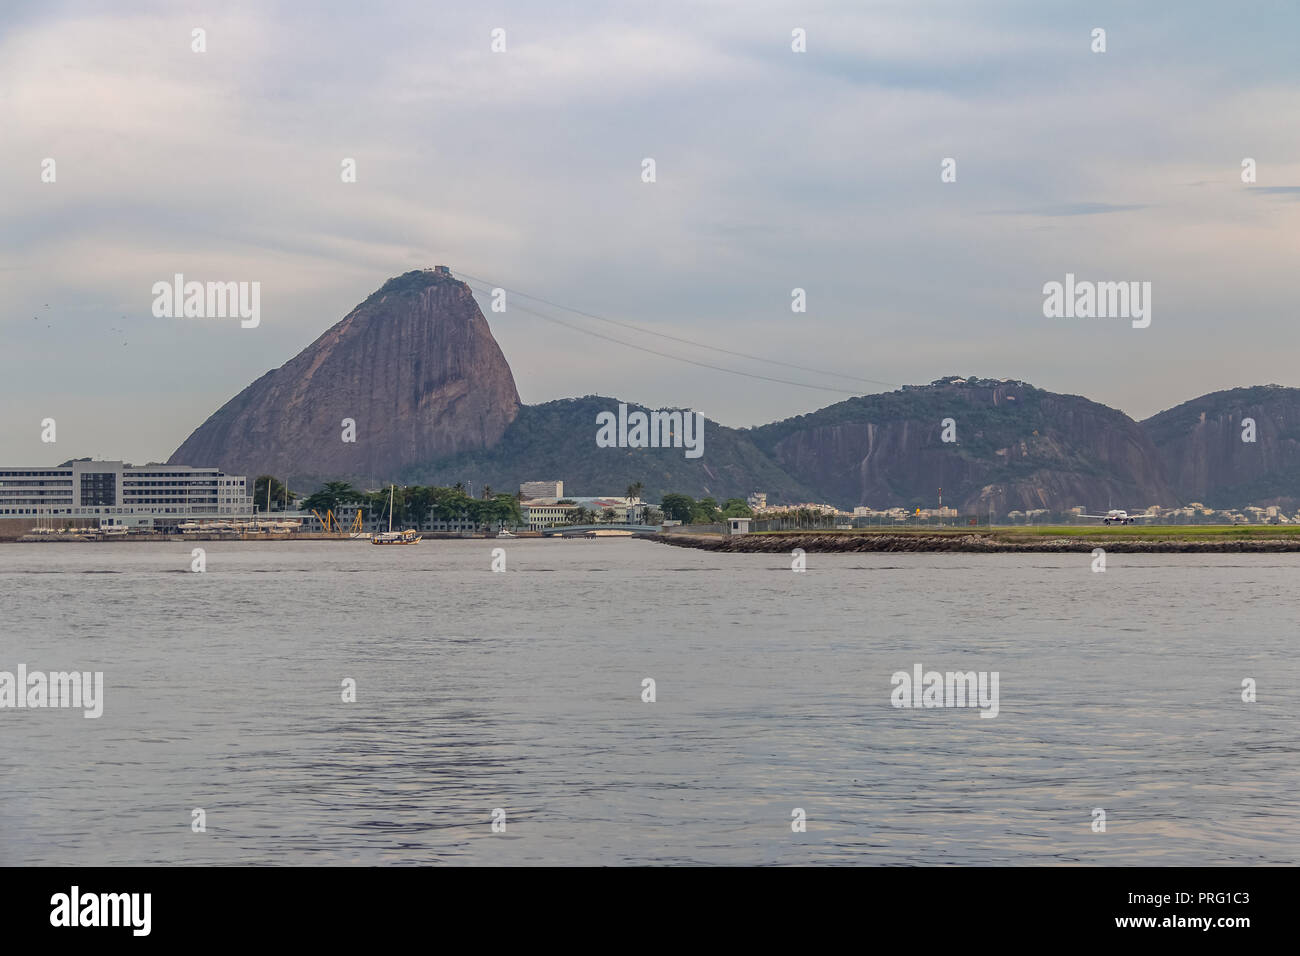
[169,270,520,483]
[749,378,1177,513]
[1142,385,1300,508]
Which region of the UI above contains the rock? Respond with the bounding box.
[169,270,521,483]
[648,532,1300,554]
[1143,384,1300,510]
[748,377,1176,514]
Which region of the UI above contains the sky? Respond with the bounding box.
[2,0,1299,466]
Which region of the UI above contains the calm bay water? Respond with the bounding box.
[1,539,1296,865]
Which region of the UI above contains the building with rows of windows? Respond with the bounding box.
[0,460,253,535]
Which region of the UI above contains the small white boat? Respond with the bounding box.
[496,530,516,538]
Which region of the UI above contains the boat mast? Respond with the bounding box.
[388,484,394,533]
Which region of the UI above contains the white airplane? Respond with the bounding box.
[1079,509,1152,525]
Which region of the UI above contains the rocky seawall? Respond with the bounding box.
[650,532,1300,553]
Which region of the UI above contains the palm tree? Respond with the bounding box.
[253,476,290,512]
[301,480,357,517]
[625,481,644,523]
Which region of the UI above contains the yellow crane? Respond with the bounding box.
[311,508,364,535]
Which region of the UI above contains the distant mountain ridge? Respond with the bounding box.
[1142,385,1300,510]
[167,271,1300,511]
[395,395,823,503]
[747,377,1175,514]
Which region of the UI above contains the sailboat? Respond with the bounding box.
[371,484,422,545]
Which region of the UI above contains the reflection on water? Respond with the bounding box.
[1,540,1296,865]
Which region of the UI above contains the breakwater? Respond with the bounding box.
[651,531,1300,553]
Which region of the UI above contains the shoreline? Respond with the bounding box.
[3,531,535,543]
[650,530,1300,553]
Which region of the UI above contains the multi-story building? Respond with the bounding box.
[520,480,564,499]
[520,494,644,529]
[0,460,252,533]
[521,500,577,529]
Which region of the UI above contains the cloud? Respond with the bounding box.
[1,0,1299,467]
[987,202,1150,217]
[1250,186,1300,199]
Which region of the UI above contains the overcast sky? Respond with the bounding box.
[3,0,1299,466]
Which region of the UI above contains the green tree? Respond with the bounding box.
[253,476,290,512]
[404,486,434,526]
[363,488,393,525]
[431,487,474,524]
[625,482,645,523]
[301,481,358,517]
[463,498,487,530]
[490,493,522,528]
[691,497,721,523]
[660,493,695,522]
[600,507,618,524]
[721,497,753,518]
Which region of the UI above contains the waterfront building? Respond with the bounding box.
[0,460,253,534]
[519,495,644,528]
[521,499,577,529]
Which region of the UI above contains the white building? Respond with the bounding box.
[520,496,643,529]
[0,460,252,531]
[521,500,577,529]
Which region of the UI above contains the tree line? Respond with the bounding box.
[293,480,522,529]
[659,494,753,524]
[256,476,755,530]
